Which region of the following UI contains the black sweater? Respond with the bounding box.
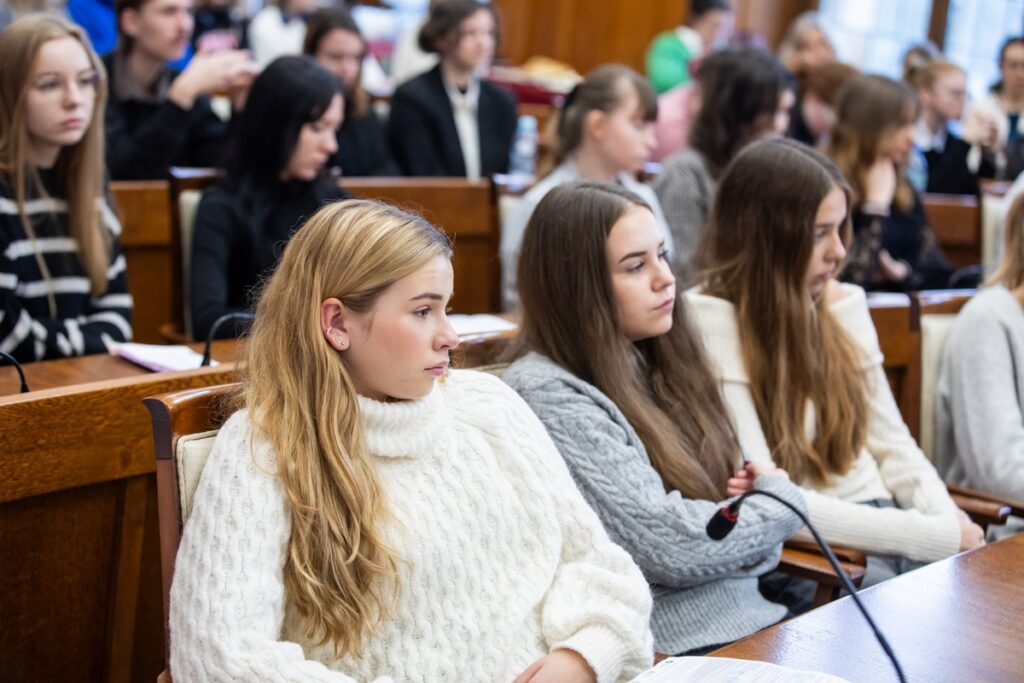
[103,52,230,180]
[330,108,399,177]
[189,176,349,339]
[843,194,953,292]
[923,131,996,195]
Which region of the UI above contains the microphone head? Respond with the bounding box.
[706,505,740,540]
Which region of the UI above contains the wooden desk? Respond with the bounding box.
[710,535,1024,682]
[0,348,240,682]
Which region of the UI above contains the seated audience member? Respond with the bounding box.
[968,36,1024,181]
[501,65,671,309]
[653,48,793,282]
[503,182,807,656]
[105,0,257,180]
[190,0,246,54]
[827,75,953,291]
[936,193,1024,513]
[788,61,857,147]
[248,0,317,66]
[910,60,997,195]
[387,0,517,178]
[170,199,655,682]
[687,139,983,587]
[190,56,348,340]
[651,79,699,162]
[644,0,732,95]
[0,16,132,362]
[304,8,398,177]
[777,11,834,76]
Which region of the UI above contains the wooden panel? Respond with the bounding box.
[345,178,500,312]
[494,0,687,75]
[0,360,239,681]
[112,181,175,344]
[922,192,981,269]
[867,294,920,440]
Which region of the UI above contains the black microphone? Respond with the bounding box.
[201,312,255,367]
[0,351,31,393]
[707,489,906,683]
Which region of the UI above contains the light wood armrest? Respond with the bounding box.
[780,546,866,589]
[950,493,1011,529]
[947,482,1024,518]
[784,540,867,567]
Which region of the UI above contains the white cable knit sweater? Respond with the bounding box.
[169,369,654,682]
[685,284,962,563]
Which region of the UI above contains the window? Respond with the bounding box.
[817,0,933,78]
[944,0,1024,100]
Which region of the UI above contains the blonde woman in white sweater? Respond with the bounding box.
[685,139,983,587]
[169,200,654,683]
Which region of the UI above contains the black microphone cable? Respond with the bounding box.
[707,489,907,683]
[0,351,30,393]
[201,312,255,367]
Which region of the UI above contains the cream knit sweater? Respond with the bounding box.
[169,370,654,682]
[685,284,962,562]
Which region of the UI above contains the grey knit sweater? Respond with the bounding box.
[503,352,808,654]
[936,286,1024,502]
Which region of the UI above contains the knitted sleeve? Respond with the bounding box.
[512,371,806,588]
[168,412,394,683]
[495,382,655,683]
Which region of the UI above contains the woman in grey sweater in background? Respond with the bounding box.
[936,192,1024,523]
[502,182,807,656]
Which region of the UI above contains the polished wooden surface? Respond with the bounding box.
[0,340,241,396]
[710,535,1024,682]
[0,354,239,682]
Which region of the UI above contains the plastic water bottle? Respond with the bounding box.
[508,115,538,182]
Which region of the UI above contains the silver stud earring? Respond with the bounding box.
[336,338,345,346]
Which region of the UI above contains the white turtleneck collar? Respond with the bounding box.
[356,380,450,459]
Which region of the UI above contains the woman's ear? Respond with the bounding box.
[584,109,607,143]
[320,297,351,352]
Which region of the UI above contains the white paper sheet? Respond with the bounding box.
[631,657,851,683]
[448,314,518,338]
[109,342,214,372]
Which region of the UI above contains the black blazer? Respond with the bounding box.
[387,64,517,177]
[924,131,997,195]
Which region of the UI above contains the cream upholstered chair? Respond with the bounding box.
[144,382,239,670]
[919,311,964,462]
[177,189,203,341]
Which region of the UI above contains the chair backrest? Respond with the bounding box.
[344,177,501,313]
[168,168,223,341]
[867,292,921,440]
[922,193,981,270]
[982,183,1012,267]
[143,382,240,658]
[913,290,974,462]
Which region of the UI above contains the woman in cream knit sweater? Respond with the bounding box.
[169,200,654,682]
[685,139,984,587]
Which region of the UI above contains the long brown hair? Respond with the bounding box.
[698,139,869,485]
[988,191,1024,289]
[513,182,737,501]
[826,74,920,213]
[0,15,111,312]
[238,200,451,655]
[303,8,370,118]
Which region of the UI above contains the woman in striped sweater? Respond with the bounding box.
[0,15,131,362]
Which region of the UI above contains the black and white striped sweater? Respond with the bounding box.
[0,169,132,363]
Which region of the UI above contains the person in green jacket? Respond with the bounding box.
[645,0,732,94]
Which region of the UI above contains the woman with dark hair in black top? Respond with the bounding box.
[387,0,517,178]
[303,8,397,177]
[190,56,349,340]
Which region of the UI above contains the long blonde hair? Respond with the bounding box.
[988,192,1024,289]
[0,15,111,312]
[239,199,452,655]
[699,140,869,485]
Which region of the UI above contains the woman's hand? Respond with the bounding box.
[863,158,898,207]
[958,515,985,552]
[879,249,911,282]
[727,461,790,497]
[514,650,596,683]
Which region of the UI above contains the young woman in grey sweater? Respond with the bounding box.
[502,182,808,656]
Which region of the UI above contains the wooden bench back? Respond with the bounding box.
[0,365,236,683]
[922,193,981,269]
